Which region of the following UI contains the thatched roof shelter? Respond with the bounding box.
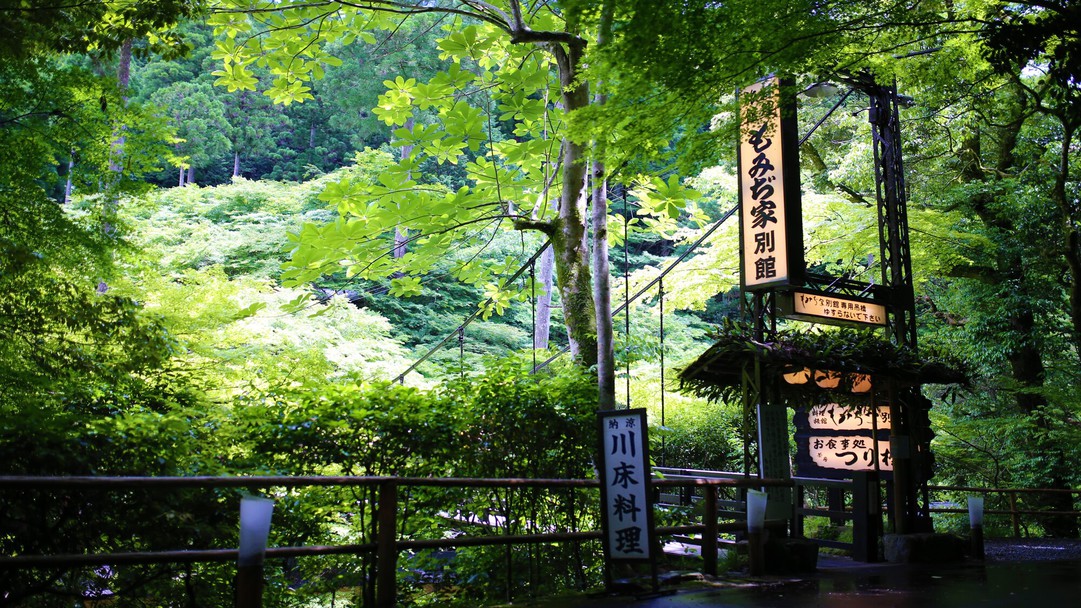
[679,321,965,403]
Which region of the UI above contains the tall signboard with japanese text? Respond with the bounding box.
[738,75,803,291]
[597,408,655,563]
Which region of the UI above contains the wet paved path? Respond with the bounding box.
[557,555,1081,607]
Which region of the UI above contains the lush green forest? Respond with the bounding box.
[2,0,1078,605]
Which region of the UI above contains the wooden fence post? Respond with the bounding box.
[376,480,398,608]
[794,483,806,537]
[703,486,718,576]
[235,565,263,608]
[851,472,880,562]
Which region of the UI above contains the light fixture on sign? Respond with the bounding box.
[782,367,811,385]
[801,82,841,98]
[814,369,841,389]
[851,374,872,393]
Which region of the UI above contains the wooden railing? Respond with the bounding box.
[926,485,1081,537]
[0,474,788,606]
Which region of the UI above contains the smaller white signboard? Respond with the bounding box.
[808,404,892,431]
[598,409,653,562]
[808,435,893,472]
[793,291,887,326]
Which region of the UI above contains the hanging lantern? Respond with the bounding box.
[814,369,841,389]
[782,367,811,385]
[851,374,872,393]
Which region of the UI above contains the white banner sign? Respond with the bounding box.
[793,291,887,326]
[599,409,652,561]
[808,435,893,472]
[808,404,892,431]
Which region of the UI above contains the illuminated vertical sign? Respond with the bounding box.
[738,76,803,290]
[597,409,655,562]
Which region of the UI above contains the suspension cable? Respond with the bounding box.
[394,240,551,383]
[659,276,666,466]
[530,260,537,372]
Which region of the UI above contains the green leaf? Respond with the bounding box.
[389,276,424,297]
[232,302,267,320]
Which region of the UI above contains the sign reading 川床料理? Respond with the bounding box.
[597,409,654,563]
[739,75,803,291]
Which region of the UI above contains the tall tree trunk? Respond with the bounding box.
[108,39,132,174]
[592,163,614,409]
[549,41,596,366]
[103,38,132,237]
[178,166,186,187]
[592,0,616,410]
[186,165,195,186]
[233,150,241,178]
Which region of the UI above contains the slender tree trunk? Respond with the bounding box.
[187,165,195,186]
[233,150,241,178]
[535,246,555,349]
[592,163,614,409]
[178,166,186,187]
[108,39,132,174]
[64,155,74,204]
[102,38,132,237]
[394,117,415,259]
